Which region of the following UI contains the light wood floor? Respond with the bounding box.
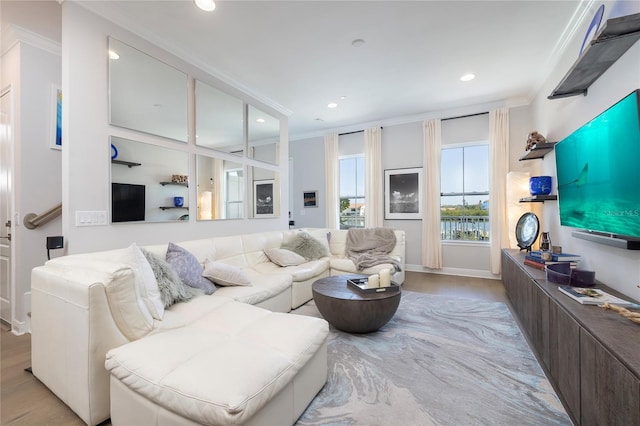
[0,272,507,425]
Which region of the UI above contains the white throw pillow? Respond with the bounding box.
[264,248,306,267]
[122,243,165,320]
[98,243,165,320]
[202,260,251,287]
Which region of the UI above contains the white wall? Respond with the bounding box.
[289,135,325,228]
[528,5,640,300]
[62,3,289,255]
[0,17,63,332]
[380,122,424,269]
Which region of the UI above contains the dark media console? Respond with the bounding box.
[502,249,640,425]
[572,230,640,250]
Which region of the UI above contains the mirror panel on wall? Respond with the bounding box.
[196,155,244,221]
[249,166,280,218]
[111,137,189,223]
[108,37,189,142]
[248,105,280,165]
[195,80,244,156]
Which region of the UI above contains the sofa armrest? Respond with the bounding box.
[30,263,139,425]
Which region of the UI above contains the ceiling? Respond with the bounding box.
[79,0,591,139]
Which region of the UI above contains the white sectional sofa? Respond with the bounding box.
[30,228,405,425]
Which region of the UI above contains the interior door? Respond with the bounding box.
[0,87,13,324]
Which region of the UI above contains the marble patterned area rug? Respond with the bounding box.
[292,291,571,426]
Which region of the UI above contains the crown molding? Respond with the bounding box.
[290,97,531,142]
[1,24,61,57]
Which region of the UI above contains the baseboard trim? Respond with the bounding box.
[11,319,27,336]
[405,264,501,280]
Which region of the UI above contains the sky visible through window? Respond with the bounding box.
[441,144,489,206]
[339,156,364,198]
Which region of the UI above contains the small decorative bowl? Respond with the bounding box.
[547,263,596,287]
[529,176,552,195]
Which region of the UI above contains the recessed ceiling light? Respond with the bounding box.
[460,73,476,82]
[351,39,365,47]
[327,102,338,108]
[256,118,265,123]
[108,50,119,60]
[340,96,347,100]
[194,0,216,12]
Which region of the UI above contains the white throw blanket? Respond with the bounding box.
[345,228,402,272]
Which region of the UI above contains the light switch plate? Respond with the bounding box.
[75,210,108,226]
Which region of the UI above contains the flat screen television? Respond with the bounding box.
[112,183,145,222]
[555,89,640,241]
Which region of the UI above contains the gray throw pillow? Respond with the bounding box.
[165,243,216,295]
[141,248,198,307]
[281,231,329,260]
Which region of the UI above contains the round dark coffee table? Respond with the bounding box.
[312,275,401,333]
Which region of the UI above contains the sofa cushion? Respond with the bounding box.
[166,243,216,295]
[141,249,197,308]
[43,260,155,340]
[253,259,329,282]
[330,256,401,275]
[202,260,251,287]
[106,299,329,426]
[212,270,291,306]
[264,248,306,267]
[83,243,164,321]
[281,231,329,260]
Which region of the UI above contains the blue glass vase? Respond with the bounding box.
[529,176,552,195]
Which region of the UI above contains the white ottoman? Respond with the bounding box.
[105,300,328,425]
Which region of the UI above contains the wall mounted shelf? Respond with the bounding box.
[159,206,188,210]
[159,181,188,187]
[112,159,141,168]
[519,142,556,161]
[548,12,640,99]
[519,195,557,203]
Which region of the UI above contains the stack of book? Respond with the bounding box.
[524,250,581,270]
[558,285,636,307]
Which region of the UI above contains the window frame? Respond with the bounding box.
[440,140,490,245]
[338,153,366,229]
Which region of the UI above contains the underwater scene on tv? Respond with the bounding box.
[555,89,640,239]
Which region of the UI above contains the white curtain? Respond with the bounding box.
[489,108,510,274]
[422,119,442,269]
[324,133,339,229]
[364,127,383,228]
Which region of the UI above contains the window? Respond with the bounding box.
[440,143,489,241]
[225,169,243,219]
[339,155,365,229]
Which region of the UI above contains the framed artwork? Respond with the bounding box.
[303,190,318,208]
[254,180,274,217]
[384,167,422,219]
[50,85,62,150]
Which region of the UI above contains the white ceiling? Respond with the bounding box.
[80,0,591,139]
